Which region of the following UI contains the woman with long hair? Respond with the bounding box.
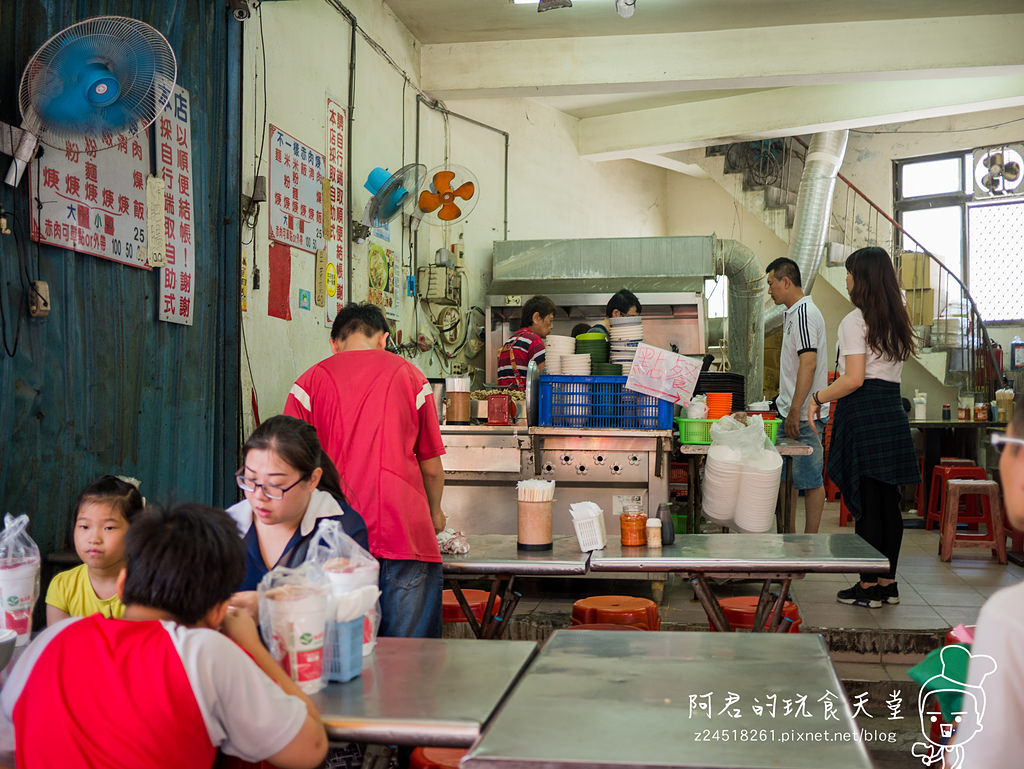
[808,246,920,608]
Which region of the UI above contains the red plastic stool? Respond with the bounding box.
[410,747,467,769]
[442,589,501,624]
[571,595,660,630]
[710,595,802,633]
[564,623,644,631]
[926,466,986,530]
[939,479,1007,563]
[944,624,976,646]
[940,457,977,467]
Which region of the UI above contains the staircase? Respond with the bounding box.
[696,138,1002,409]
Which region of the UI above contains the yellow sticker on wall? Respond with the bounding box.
[326,262,337,298]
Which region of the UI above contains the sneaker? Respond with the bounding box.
[836,582,883,608]
[878,582,900,605]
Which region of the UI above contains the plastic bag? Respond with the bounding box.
[0,514,41,646]
[258,562,330,694]
[304,520,381,656]
[704,415,782,533]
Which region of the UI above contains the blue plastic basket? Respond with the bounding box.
[538,375,674,429]
[327,618,363,683]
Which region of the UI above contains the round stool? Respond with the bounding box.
[410,747,467,769]
[571,595,660,630]
[442,589,501,624]
[564,623,644,631]
[711,595,801,633]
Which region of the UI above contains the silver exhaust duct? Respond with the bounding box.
[764,131,849,334]
[716,238,764,404]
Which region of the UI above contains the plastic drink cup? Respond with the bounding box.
[265,586,328,694]
[0,561,39,646]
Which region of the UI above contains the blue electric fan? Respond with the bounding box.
[3,16,177,186]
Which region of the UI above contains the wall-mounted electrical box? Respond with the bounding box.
[416,264,461,306]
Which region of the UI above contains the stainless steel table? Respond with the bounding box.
[463,631,873,769]
[311,637,537,747]
[680,438,813,534]
[443,535,592,638]
[590,534,889,631]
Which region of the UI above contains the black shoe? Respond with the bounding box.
[836,582,882,608]
[878,582,900,605]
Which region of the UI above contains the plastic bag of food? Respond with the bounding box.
[0,514,41,646]
[704,415,782,532]
[258,562,330,694]
[304,520,381,656]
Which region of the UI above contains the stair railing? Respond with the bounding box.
[786,137,1001,403]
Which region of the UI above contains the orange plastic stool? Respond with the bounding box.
[939,480,1007,563]
[711,595,802,633]
[571,595,660,630]
[410,747,467,769]
[926,465,986,530]
[564,623,644,631]
[442,589,501,624]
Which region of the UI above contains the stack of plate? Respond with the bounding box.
[575,336,609,366]
[608,316,643,376]
[544,335,577,376]
[560,353,592,376]
[733,452,783,534]
[693,372,746,413]
[592,363,623,376]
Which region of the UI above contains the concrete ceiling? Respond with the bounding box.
[384,0,1024,171]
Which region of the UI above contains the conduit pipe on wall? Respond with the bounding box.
[715,238,765,404]
[764,130,849,335]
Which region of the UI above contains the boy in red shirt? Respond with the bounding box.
[0,503,328,768]
[285,303,446,638]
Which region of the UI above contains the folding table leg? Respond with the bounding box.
[690,576,731,632]
[752,580,775,631]
[447,581,484,639]
[765,579,792,633]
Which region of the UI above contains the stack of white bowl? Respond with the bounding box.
[733,451,782,533]
[559,353,592,376]
[544,335,576,376]
[609,316,643,375]
[701,444,743,526]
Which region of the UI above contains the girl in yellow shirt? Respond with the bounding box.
[45,476,144,624]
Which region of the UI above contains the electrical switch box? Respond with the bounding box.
[416,264,461,306]
[28,281,50,318]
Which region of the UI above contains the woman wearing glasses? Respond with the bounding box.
[959,395,1024,762]
[227,415,368,617]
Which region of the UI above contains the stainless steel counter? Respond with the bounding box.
[311,637,536,747]
[443,534,591,576]
[463,631,872,769]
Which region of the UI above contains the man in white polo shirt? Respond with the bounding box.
[766,257,831,533]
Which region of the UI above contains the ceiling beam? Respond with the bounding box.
[421,14,1024,99]
[630,153,709,178]
[577,77,1024,160]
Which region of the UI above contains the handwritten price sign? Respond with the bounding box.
[625,342,702,405]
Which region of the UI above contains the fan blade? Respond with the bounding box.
[432,171,455,195]
[438,202,463,222]
[453,181,475,201]
[419,189,443,213]
[1003,162,1020,182]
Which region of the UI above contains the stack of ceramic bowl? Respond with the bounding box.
[560,353,592,376]
[544,335,576,376]
[733,451,783,533]
[701,444,742,526]
[608,316,643,375]
[574,332,609,368]
[706,392,733,419]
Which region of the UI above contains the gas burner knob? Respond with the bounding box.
[576,464,587,475]
[594,454,605,464]
[561,454,572,465]
[544,463,554,473]
[611,465,622,475]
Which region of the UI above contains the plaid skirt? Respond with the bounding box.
[826,379,920,520]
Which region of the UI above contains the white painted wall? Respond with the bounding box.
[239,0,669,434]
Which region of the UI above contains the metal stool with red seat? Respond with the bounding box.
[571,595,660,630]
[410,747,467,769]
[939,479,1007,563]
[925,465,987,530]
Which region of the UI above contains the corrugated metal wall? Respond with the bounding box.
[0,0,240,557]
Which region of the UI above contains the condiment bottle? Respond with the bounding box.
[646,518,662,549]
[942,403,951,421]
[974,402,989,422]
[620,510,647,546]
[656,502,675,545]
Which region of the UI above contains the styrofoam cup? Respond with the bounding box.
[265,587,328,693]
[0,561,38,646]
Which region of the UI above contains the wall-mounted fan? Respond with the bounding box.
[973,145,1024,198]
[1,16,177,187]
[413,164,480,227]
[354,164,425,243]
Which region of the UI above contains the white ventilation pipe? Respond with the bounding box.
[715,238,764,404]
[764,130,849,334]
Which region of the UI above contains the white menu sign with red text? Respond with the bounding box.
[268,125,326,255]
[324,97,347,326]
[157,86,196,325]
[29,128,150,268]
